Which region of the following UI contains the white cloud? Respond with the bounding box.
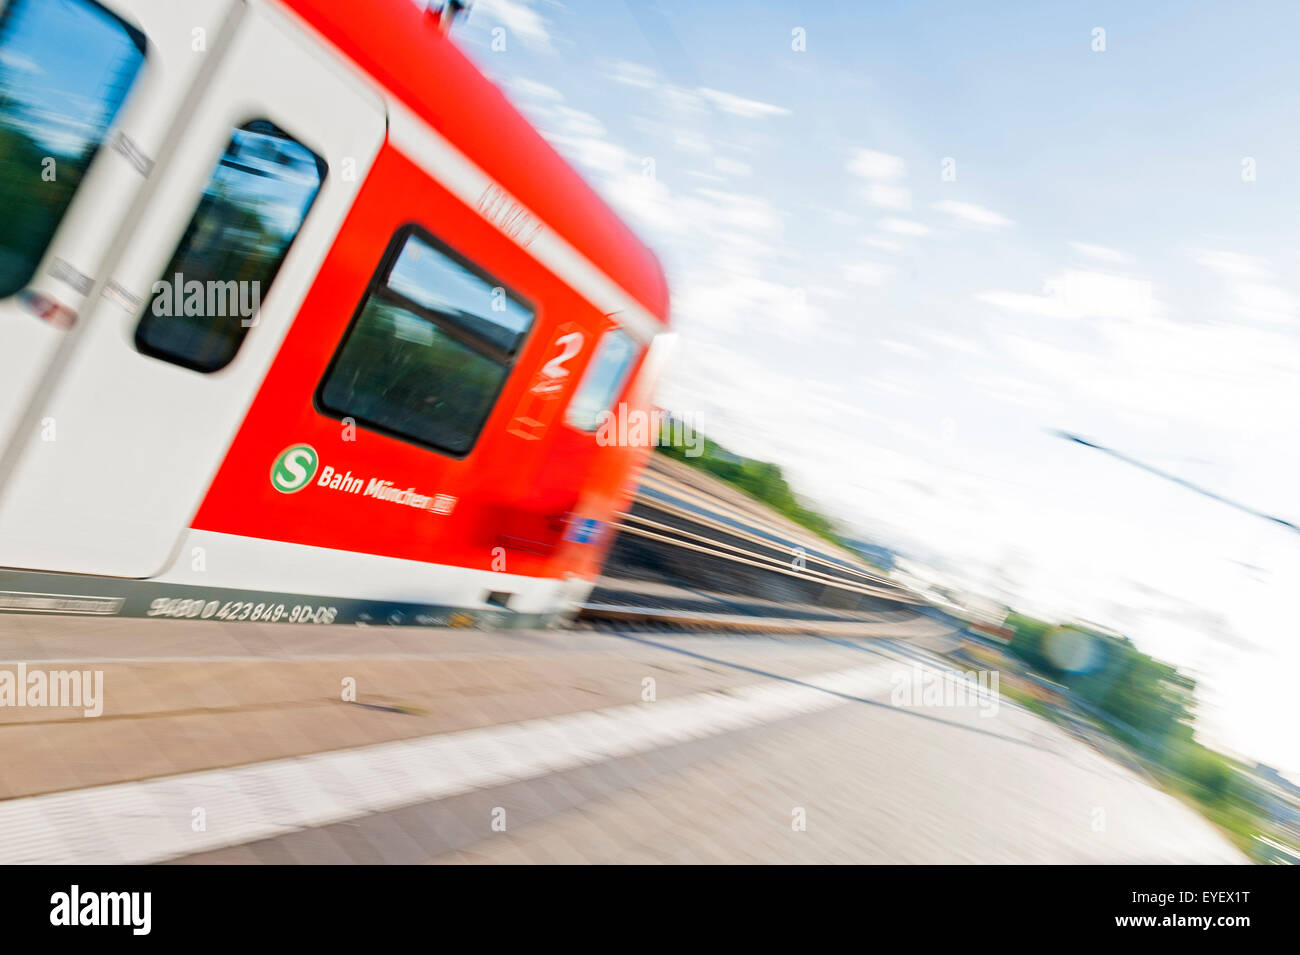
[474,0,553,52]
[507,77,564,102]
[842,261,892,287]
[863,236,904,253]
[1069,241,1134,266]
[552,105,605,138]
[979,270,1155,321]
[925,330,986,357]
[541,108,680,235]
[697,87,791,118]
[547,132,621,175]
[1050,270,1155,320]
[861,182,911,210]
[848,149,906,181]
[864,377,916,398]
[690,188,783,234]
[1003,314,1300,451]
[1233,282,1297,324]
[880,338,924,358]
[931,199,1013,228]
[1193,250,1296,324]
[714,156,752,177]
[607,60,658,89]
[660,85,710,117]
[977,290,1075,318]
[1195,250,1272,280]
[674,272,822,343]
[879,217,932,237]
[964,372,1062,412]
[671,128,712,157]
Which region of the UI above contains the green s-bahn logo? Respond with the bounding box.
[270,443,319,494]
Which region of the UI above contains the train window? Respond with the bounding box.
[565,328,639,432]
[135,121,325,372]
[0,0,146,300]
[317,227,536,456]
[387,233,533,354]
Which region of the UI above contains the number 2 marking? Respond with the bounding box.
[541,331,584,380]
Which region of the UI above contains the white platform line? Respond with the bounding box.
[0,662,898,864]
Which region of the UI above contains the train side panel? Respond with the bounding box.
[0,0,669,625]
[187,141,646,607]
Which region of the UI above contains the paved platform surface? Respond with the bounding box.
[0,613,1246,863]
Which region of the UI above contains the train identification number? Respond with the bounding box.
[147,597,337,624]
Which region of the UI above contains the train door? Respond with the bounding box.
[0,0,232,474]
[0,0,385,577]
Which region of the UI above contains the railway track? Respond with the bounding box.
[584,455,938,635]
[575,599,950,638]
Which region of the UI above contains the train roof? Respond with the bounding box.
[280,0,670,324]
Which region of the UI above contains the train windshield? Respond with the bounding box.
[566,328,639,432]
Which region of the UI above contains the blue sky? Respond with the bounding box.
[446,0,1300,777]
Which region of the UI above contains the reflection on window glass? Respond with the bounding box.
[566,328,639,431]
[135,121,325,372]
[0,0,146,299]
[318,227,536,455]
[387,233,532,354]
[321,300,508,454]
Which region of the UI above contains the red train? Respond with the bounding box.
[0,0,671,627]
